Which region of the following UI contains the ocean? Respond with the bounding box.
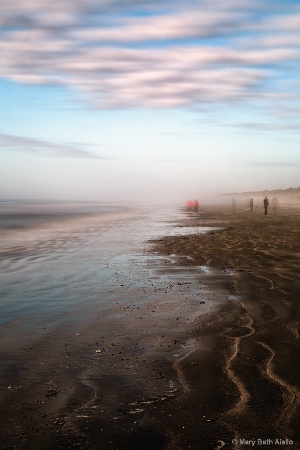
[0,201,218,342]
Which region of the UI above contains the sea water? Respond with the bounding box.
[0,201,203,333]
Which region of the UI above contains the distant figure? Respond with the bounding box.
[263,196,269,215]
[249,198,253,212]
[272,197,279,214]
[185,200,194,211]
[194,199,199,213]
[232,197,236,212]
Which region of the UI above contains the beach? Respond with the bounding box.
[151,204,300,449]
[1,202,300,449]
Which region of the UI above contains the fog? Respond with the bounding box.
[1,153,299,206]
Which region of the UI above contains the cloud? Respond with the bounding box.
[0,0,247,25]
[263,12,300,33]
[159,159,198,163]
[231,121,300,132]
[0,133,107,159]
[249,162,300,168]
[0,36,282,108]
[0,0,299,112]
[71,10,245,43]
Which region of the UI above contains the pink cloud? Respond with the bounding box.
[0,1,299,111]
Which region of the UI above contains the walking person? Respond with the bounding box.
[232,197,236,213]
[263,196,269,215]
[250,198,253,212]
[194,199,199,213]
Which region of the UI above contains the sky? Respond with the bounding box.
[0,0,300,204]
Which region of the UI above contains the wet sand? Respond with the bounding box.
[1,204,300,449]
[150,205,300,449]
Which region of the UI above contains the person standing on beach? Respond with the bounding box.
[232,198,236,212]
[250,198,253,212]
[263,196,269,215]
[194,199,199,213]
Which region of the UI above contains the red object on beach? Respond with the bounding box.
[186,200,194,208]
